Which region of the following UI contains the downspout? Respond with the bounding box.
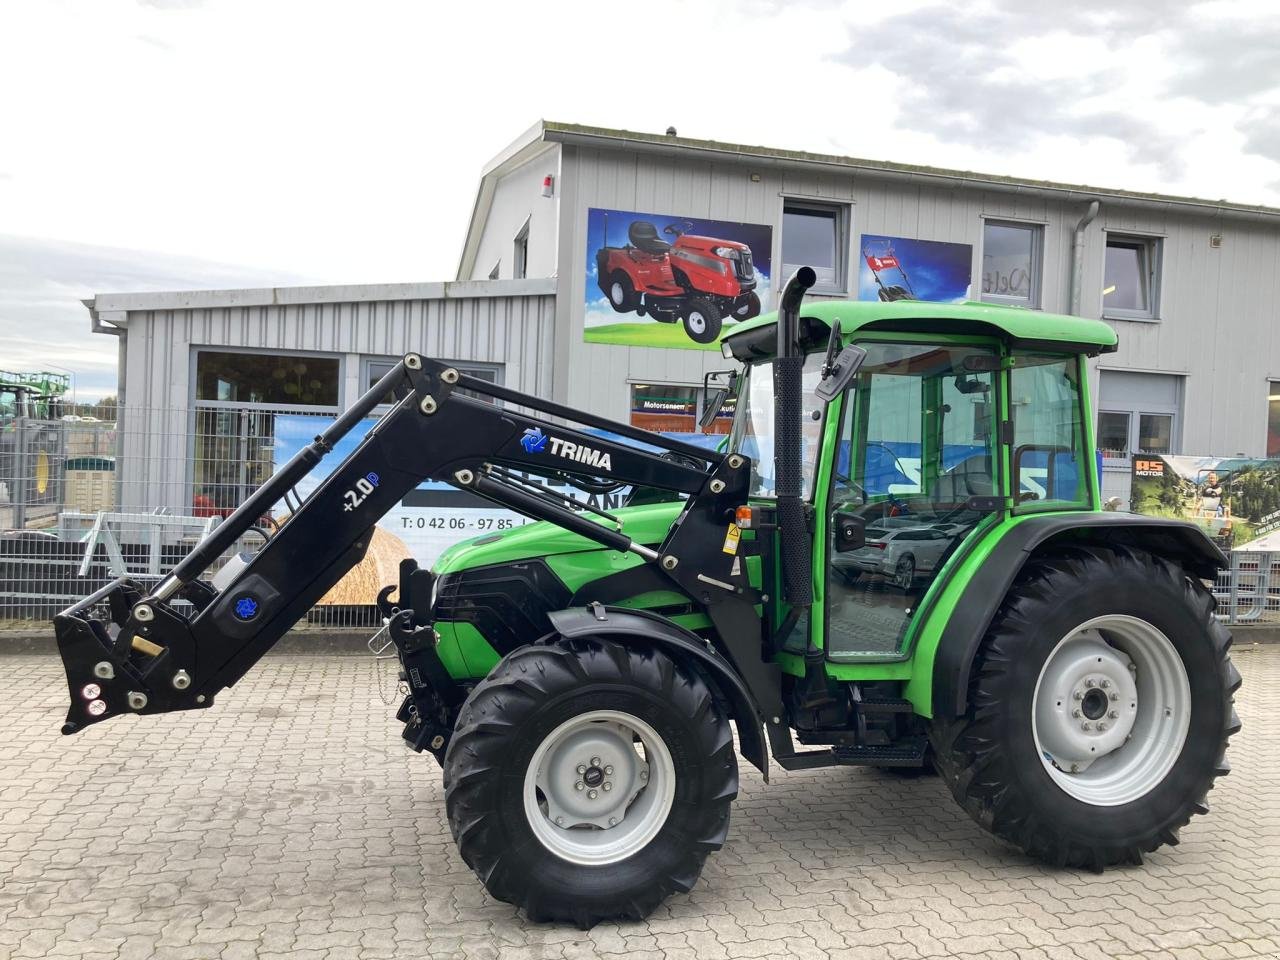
[1069,199,1101,316]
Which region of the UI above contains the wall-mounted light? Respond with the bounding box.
[542,174,554,198]
[1209,233,1223,248]
[750,173,761,182]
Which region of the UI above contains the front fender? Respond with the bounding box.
[923,513,1226,720]
[547,606,768,778]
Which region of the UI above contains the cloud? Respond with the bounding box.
[0,234,315,400]
[830,1,1196,176]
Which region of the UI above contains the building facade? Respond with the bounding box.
[91,121,1280,515]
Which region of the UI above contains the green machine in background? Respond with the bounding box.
[1,370,70,528]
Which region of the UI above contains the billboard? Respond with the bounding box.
[585,207,772,350]
[858,234,972,303]
[1130,454,1280,550]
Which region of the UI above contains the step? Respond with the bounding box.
[858,696,914,715]
[775,736,928,771]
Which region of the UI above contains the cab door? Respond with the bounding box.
[822,340,1002,659]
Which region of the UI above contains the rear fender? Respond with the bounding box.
[928,513,1226,720]
[547,606,767,778]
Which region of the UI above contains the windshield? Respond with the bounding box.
[730,353,827,497]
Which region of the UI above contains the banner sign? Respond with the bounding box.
[1129,454,1280,549]
[584,207,772,350]
[858,234,972,303]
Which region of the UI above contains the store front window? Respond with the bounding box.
[630,383,735,436]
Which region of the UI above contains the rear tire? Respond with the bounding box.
[734,291,762,320]
[681,298,723,344]
[607,272,637,313]
[443,638,738,927]
[930,545,1240,870]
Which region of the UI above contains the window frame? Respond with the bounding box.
[1103,233,1163,322]
[980,217,1044,309]
[191,345,344,412]
[512,218,530,280]
[360,355,503,412]
[780,199,850,295]
[1008,352,1094,515]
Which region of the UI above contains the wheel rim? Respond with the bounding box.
[1032,615,1190,806]
[686,311,706,334]
[610,282,625,306]
[523,709,676,866]
[895,558,913,588]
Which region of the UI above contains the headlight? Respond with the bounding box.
[713,246,739,259]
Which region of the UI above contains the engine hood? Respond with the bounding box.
[432,500,683,575]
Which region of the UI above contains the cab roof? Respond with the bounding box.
[722,299,1118,360]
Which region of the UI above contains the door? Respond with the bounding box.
[823,341,1001,659]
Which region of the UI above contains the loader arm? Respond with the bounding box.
[54,354,770,735]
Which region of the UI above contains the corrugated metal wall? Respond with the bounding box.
[106,284,556,512]
[545,142,1280,456]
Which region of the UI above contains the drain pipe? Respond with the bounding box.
[1069,199,1101,316]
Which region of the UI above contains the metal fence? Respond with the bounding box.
[3,404,1279,632]
[1,403,382,631]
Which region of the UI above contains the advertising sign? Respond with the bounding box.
[1129,454,1280,549]
[585,207,772,350]
[858,234,973,303]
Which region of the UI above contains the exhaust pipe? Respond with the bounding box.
[773,266,816,609]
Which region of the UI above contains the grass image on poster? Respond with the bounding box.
[1130,454,1280,550]
[858,234,973,303]
[585,207,772,350]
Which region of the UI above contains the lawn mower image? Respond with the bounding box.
[595,217,761,344]
[864,240,916,302]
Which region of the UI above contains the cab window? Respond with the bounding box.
[1010,353,1090,511]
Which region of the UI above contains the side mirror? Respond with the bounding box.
[700,369,737,429]
[699,388,729,429]
[815,344,868,403]
[834,515,866,552]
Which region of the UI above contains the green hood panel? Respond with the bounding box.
[432,500,683,574]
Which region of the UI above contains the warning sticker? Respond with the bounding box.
[722,524,741,555]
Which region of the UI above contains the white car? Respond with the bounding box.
[842,520,959,589]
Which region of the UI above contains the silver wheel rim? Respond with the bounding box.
[610,282,625,305]
[522,709,675,866]
[895,558,913,589]
[1032,615,1190,806]
[687,311,706,334]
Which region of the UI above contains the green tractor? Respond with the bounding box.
[55,270,1239,928]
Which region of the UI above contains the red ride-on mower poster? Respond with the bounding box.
[585,206,772,350]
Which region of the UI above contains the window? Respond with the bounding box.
[1010,354,1089,509]
[981,220,1042,307]
[1104,234,1161,320]
[630,383,734,436]
[782,202,846,292]
[488,261,500,280]
[1097,411,1130,459]
[195,350,340,407]
[513,219,529,280]
[191,350,342,517]
[363,357,500,406]
[1270,382,1280,458]
[730,353,828,497]
[1138,413,1173,455]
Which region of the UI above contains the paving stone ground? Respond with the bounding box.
[1,643,1277,960]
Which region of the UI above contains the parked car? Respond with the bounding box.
[838,519,960,589]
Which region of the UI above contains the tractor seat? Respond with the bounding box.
[628,221,671,255]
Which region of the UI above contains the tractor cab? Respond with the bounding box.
[721,299,1114,661]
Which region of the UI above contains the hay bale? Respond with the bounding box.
[315,525,413,606]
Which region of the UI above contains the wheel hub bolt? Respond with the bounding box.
[1084,678,1096,688]
[590,757,601,767]
[1100,679,1111,689]
[576,764,586,774]
[609,818,618,827]
[588,789,598,800]
[555,817,564,826]
[575,782,584,791]
[1081,721,1092,731]
[1073,691,1083,701]
[1108,710,1119,719]
[1071,708,1082,718]
[1098,722,1109,731]
[604,765,613,775]
[1110,692,1120,701]
[603,782,612,792]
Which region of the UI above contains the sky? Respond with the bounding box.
[3,0,1280,399]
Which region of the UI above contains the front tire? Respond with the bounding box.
[681,298,723,343]
[931,545,1240,870]
[607,272,637,313]
[443,638,738,927]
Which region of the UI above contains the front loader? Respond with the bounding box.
[54,269,1240,928]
